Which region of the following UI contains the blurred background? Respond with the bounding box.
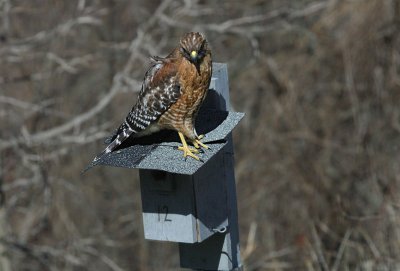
[1,0,400,270]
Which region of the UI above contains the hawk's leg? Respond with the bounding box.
[177,132,200,160]
[192,134,209,150]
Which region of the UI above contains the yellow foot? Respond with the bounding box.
[192,135,209,150]
[177,146,199,153]
[178,132,200,160]
[193,139,209,150]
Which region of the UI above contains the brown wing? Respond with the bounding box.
[94,57,181,160]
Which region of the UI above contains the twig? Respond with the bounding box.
[331,229,352,271]
[310,223,329,271]
[1,0,11,35]
[81,246,125,271]
[0,209,11,271]
[242,222,257,260]
[0,73,125,150]
[358,228,381,259]
[0,95,67,118]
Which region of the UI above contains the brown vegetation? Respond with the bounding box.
[1,0,400,270]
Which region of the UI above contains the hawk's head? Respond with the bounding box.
[179,32,208,66]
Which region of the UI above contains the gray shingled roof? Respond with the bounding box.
[84,110,244,175]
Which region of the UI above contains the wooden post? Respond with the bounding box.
[139,63,242,270]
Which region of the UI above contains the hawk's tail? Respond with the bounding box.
[93,122,135,162]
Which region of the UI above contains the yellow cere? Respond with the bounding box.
[190,50,198,58]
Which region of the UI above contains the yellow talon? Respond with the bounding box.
[192,134,209,149]
[178,132,200,160]
[193,139,209,150]
[177,146,199,153]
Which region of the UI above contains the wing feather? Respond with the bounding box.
[93,57,181,161]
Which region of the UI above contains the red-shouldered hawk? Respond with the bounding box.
[94,32,212,161]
